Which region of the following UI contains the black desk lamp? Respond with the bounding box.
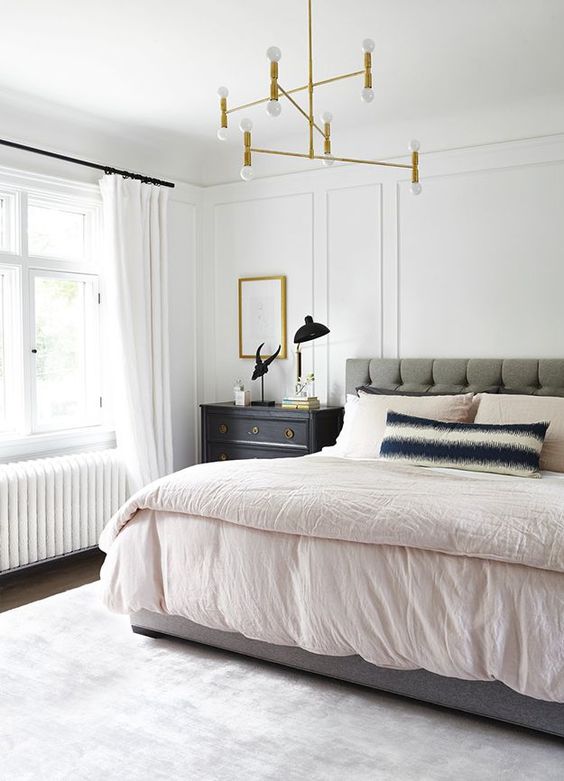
[293,315,330,389]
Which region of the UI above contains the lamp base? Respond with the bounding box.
[251,400,276,407]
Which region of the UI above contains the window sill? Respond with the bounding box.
[0,427,116,464]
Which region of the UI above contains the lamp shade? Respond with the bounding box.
[293,315,330,344]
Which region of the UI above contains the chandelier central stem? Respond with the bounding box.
[307,0,314,158]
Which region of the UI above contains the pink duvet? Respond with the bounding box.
[100,456,564,701]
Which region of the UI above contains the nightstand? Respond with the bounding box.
[200,402,344,463]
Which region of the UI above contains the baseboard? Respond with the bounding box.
[0,547,104,585]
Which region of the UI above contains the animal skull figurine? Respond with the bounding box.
[251,343,281,406]
[252,343,281,380]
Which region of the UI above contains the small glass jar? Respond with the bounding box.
[233,379,244,402]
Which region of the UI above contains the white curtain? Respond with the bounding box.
[100,175,173,493]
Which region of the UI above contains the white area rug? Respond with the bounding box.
[1,583,562,781]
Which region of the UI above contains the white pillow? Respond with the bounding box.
[321,394,359,456]
[475,393,564,473]
[341,392,474,459]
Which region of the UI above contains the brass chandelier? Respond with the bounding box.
[216,0,421,193]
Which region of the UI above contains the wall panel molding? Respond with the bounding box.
[211,192,314,403]
[201,134,564,405]
[326,183,383,402]
[396,157,564,358]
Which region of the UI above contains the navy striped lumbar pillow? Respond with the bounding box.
[379,411,549,478]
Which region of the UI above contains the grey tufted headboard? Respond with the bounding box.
[345,358,564,398]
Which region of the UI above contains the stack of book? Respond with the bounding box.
[281,396,320,410]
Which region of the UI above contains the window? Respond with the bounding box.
[28,199,88,260]
[0,173,105,452]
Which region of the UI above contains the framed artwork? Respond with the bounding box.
[238,275,287,359]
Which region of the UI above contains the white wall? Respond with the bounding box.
[200,134,564,406]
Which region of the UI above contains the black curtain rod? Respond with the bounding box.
[0,137,175,188]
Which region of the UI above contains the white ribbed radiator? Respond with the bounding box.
[0,450,128,573]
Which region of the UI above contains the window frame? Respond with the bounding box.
[0,168,114,462]
[0,263,21,434]
[0,188,20,256]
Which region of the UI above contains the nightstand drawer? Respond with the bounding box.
[208,415,308,448]
[208,442,303,462]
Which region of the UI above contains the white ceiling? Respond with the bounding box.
[0,0,563,183]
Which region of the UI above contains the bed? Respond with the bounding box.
[99,358,564,738]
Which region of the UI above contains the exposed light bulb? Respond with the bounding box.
[361,87,374,103]
[266,46,282,62]
[217,127,228,141]
[239,117,253,132]
[408,139,420,152]
[240,165,254,181]
[362,38,375,53]
[217,86,229,98]
[266,100,282,118]
[322,154,335,167]
[410,182,422,196]
[320,111,333,124]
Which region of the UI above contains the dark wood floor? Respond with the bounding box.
[0,550,105,613]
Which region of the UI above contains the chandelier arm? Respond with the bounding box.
[310,70,364,89]
[251,147,412,170]
[316,154,411,169]
[225,71,364,115]
[226,96,276,115]
[277,84,325,136]
[251,147,312,160]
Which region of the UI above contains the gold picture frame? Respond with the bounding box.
[238,275,287,359]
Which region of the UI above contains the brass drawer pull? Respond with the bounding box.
[284,427,295,440]
[218,423,228,434]
[250,425,260,435]
[218,452,228,461]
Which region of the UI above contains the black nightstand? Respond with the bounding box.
[200,402,344,463]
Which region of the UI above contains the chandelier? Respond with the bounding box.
[216,0,421,193]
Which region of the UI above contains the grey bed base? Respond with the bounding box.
[130,358,564,739]
[131,610,564,738]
